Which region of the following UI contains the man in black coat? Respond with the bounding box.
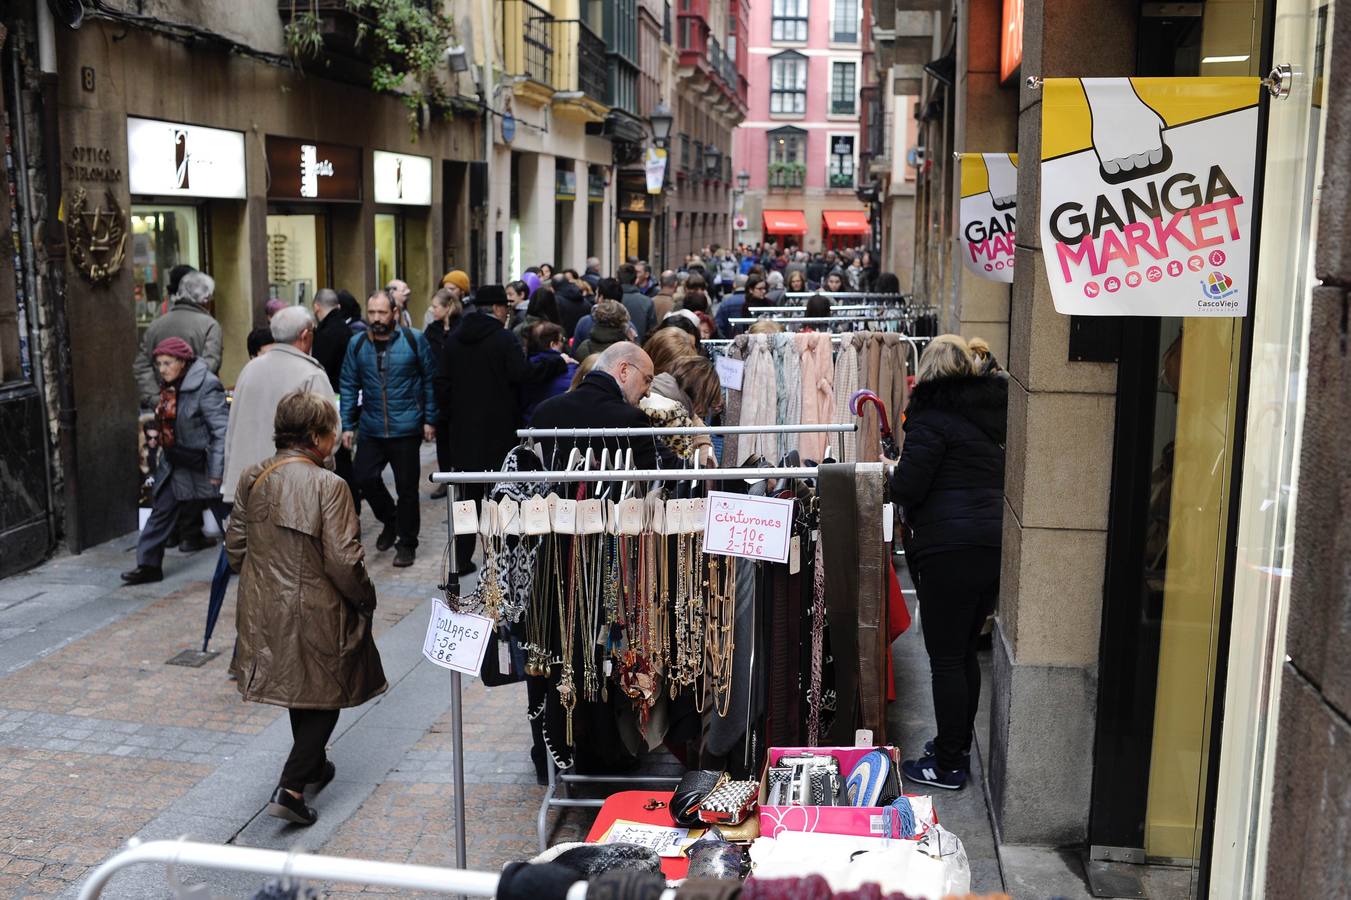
[530,341,659,471]
[434,284,566,573]
[554,274,590,339]
[311,288,362,512]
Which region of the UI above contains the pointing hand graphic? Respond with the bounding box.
[985,153,1018,210]
[1082,78,1170,181]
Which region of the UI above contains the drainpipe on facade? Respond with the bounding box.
[8,23,60,554]
[480,0,495,284]
[34,1,79,552]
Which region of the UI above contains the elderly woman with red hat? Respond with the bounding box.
[122,336,231,584]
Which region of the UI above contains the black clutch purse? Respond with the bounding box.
[671,770,726,827]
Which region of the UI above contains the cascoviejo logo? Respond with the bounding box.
[1202,270,1237,300]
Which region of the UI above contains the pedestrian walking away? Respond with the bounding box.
[339,291,439,567]
[228,390,386,826]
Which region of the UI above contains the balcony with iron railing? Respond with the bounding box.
[501,0,555,104]
[553,19,609,107]
[768,163,806,189]
[676,12,748,111]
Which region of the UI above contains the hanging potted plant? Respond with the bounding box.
[280,0,458,135]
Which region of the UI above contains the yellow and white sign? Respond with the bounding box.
[1038,77,1261,316]
[958,153,1018,283]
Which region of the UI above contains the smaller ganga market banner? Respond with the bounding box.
[958,153,1018,283]
[1038,77,1261,316]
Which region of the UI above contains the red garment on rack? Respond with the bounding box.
[886,560,911,703]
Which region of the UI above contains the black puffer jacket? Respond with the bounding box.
[889,374,1007,562]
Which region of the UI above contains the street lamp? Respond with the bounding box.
[737,169,750,191]
[649,100,674,149]
[704,144,722,179]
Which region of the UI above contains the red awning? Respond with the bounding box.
[762,209,808,235]
[822,209,871,235]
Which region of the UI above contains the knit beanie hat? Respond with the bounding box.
[442,269,471,293]
[593,299,630,327]
[152,336,196,361]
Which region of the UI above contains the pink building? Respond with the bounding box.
[732,0,871,251]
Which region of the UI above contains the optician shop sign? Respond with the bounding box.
[127,117,246,199]
[266,135,362,202]
[957,153,1017,283]
[1038,77,1260,317]
[373,150,432,206]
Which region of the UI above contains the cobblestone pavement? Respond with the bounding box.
[0,448,606,898]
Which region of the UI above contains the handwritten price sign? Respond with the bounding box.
[422,598,492,676]
[702,491,794,564]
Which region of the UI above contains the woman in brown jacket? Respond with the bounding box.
[227,390,387,826]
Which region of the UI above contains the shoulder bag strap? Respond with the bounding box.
[244,455,315,516]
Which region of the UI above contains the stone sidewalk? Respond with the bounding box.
[0,447,1009,898]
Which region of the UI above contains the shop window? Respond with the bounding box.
[768,127,806,188]
[131,205,202,340]
[828,135,855,188]
[266,213,328,306]
[831,0,858,42]
[770,52,807,116]
[374,213,404,289]
[830,61,857,115]
[771,0,808,42]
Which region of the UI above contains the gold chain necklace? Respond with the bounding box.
[706,554,736,717]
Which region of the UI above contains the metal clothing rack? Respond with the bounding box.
[78,839,502,899]
[703,333,929,371]
[429,423,850,855]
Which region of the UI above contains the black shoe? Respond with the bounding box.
[375,524,397,552]
[923,739,972,771]
[120,566,163,585]
[266,786,317,825]
[393,546,415,568]
[456,560,477,577]
[307,761,336,794]
[178,536,217,553]
[430,484,448,500]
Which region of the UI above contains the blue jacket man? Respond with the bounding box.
[339,291,438,566]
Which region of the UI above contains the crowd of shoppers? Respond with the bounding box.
[120,241,1002,820]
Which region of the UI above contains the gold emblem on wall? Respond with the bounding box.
[64,187,127,285]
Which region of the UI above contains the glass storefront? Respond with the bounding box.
[374,212,403,289]
[266,213,329,307]
[1091,0,1333,895]
[130,204,203,338]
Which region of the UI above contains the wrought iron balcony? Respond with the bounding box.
[553,19,608,104]
[502,0,554,87]
[768,164,806,189]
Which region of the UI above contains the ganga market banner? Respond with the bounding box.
[959,153,1018,282]
[1038,77,1261,316]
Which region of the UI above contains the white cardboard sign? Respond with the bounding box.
[702,490,794,564]
[422,598,492,676]
[715,355,745,391]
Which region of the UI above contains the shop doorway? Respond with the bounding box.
[130,204,206,342]
[266,212,330,307]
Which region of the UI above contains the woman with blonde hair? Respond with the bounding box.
[642,326,698,375]
[889,333,1006,792]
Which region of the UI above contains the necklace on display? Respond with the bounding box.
[706,554,736,718]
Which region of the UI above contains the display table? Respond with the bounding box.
[584,790,689,880]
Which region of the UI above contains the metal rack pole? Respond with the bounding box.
[727,315,894,325]
[444,486,468,872]
[515,423,857,438]
[77,840,502,899]
[431,467,822,485]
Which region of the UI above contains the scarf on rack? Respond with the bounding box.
[831,335,861,462]
[773,333,802,461]
[722,339,746,467]
[879,334,908,457]
[858,335,884,462]
[739,334,778,463]
[796,333,835,463]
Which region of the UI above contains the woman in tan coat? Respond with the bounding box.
[227,390,387,826]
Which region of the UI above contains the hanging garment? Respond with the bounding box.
[877,334,907,458]
[797,333,835,463]
[738,334,778,463]
[774,333,803,460]
[853,463,888,737]
[857,335,885,462]
[831,335,862,462]
[721,338,747,466]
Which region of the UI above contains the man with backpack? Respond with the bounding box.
[340,291,438,567]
